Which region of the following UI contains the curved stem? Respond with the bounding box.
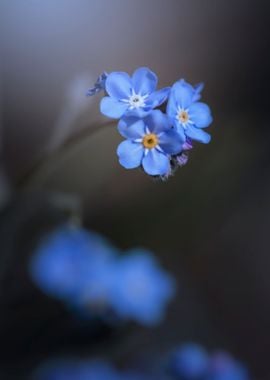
[18,120,116,187]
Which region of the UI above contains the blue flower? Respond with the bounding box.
[34,359,154,380]
[167,79,213,144]
[121,372,152,380]
[100,67,170,119]
[73,260,116,313]
[169,343,209,379]
[86,72,108,96]
[117,110,185,176]
[29,226,116,303]
[207,353,249,380]
[108,249,176,326]
[29,226,177,325]
[35,359,121,380]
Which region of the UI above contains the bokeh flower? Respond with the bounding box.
[29,226,116,303]
[117,110,184,176]
[100,67,170,118]
[207,352,249,380]
[108,249,176,326]
[29,225,176,327]
[169,343,209,379]
[168,344,249,380]
[34,359,121,380]
[167,79,213,144]
[34,358,156,380]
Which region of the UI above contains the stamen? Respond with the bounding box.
[177,110,189,124]
[128,93,147,109]
[142,133,159,149]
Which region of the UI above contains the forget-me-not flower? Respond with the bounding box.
[100,67,170,118]
[207,352,249,380]
[35,359,121,380]
[108,249,176,326]
[117,110,185,176]
[30,226,177,326]
[29,226,116,303]
[86,72,108,96]
[168,343,209,379]
[167,79,213,144]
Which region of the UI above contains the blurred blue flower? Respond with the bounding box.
[30,226,176,326]
[100,67,170,119]
[29,226,116,303]
[86,72,108,96]
[117,110,184,176]
[34,359,121,380]
[34,359,156,380]
[108,249,176,326]
[207,352,249,380]
[167,79,213,144]
[121,372,154,380]
[169,343,209,379]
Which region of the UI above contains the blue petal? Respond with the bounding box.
[105,72,132,99]
[170,80,194,109]
[159,130,184,155]
[188,102,213,128]
[142,149,170,175]
[166,88,178,120]
[144,110,171,134]
[117,140,144,169]
[118,117,145,139]
[100,97,128,118]
[174,124,187,142]
[146,87,170,108]
[192,82,204,102]
[132,67,157,95]
[126,107,152,118]
[185,125,211,144]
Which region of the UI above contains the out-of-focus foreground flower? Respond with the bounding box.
[207,352,249,380]
[33,344,249,380]
[168,343,249,380]
[108,249,175,326]
[169,343,209,379]
[34,359,128,380]
[29,226,116,302]
[34,358,154,380]
[29,225,176,326]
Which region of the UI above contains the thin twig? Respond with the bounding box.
[18,120,116,187]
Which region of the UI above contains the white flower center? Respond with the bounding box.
[176,107,191,128]
[128,93,146,108]
[121,90,148,109]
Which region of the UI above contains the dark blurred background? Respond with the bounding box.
[1,0,270,378]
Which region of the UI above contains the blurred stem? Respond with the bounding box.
[18,120,116,187]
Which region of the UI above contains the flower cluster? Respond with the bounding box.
[34,359,151,380]
[29,225,175,326]
[168,343,249,380]
[87,67,213,178]
[34,344,249,380]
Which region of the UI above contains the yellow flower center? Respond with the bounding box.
[178,110,189,124]
[142,133,159,149]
